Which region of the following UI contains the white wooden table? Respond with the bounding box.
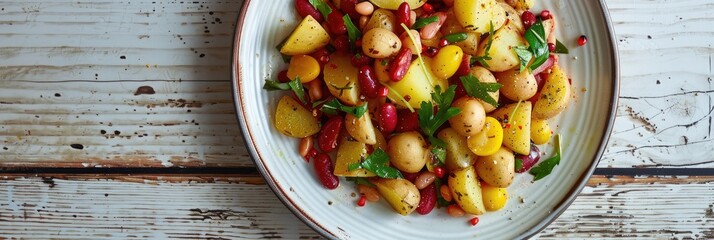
[0,0,713,238]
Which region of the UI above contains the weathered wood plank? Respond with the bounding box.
[0,0,713,168]
[0,175,711,239]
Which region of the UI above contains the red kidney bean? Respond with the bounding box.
[358,65,379,98]
[278,69,290,83]
[310,48,331,66]
[389,47,412,82]
[351,53,373,68]
[332,35,350,52]
[313,153,339,189]
[328,12,347,35]
[340,0,360,19]
[515,143,541,173]
[396,2,411,34]
[400,170,420,182]
[395,109,419,132]
[416,184,436,215]
[318,116,343,153]
[456,54,471,77]
[378,103,397,134]
[295,0,324,22]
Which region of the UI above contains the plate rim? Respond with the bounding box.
[230,1,621,239]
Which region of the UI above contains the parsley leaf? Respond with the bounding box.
[472,21,495,67]
[431,147,446,165]
[513,46,533,73]
[343,15,362,50]
[263,77,307,104]
[348,149,403,179]
[515,158,523,172]
[418,85,461,147]
[346,177,376,188]
[411,16,439,29]
[523,20,549,71]
[529,134,562,181]
[308,0,332,20]
[320,98,368,118]
[459,74,502,107]
[554,39,570,54]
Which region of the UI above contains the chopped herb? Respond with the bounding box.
[431,147,446,165]
[459,74,502,107]
[275,37,292,63]
[308,0,332,19]
[434,178,451,207]
[346,177,376,188]
[444,32,468,43]
[343,15,362,50]
[523,20,549,71]
[529,134,562,181]
[554,39,570,54]
[348,149,403,179]
[513,46,533,72]
[320,99,368,117]
[330,82,353,97]
[472,21,495,67]
[311,98,332,108]
[411,16,439,29]
[418,85,461,148]
[381,59,389,66]
[263,77,306,104]
[515,159,523,171]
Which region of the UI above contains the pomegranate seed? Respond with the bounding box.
[377,86,389,97]
[439,39,449,47]
[422,3,434,13]
[434,166,445,178]
[540,10,552,20]
[522,11,536,29]
[548,43,556,52]
[357,195,367,207]
[424,47,438,58]
[577,35,588,46]
[470,217,480,226]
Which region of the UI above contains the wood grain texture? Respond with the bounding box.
[1,0,713,168]
[0,175,710,239]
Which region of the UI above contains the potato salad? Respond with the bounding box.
[264,0,573,225]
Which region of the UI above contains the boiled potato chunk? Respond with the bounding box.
[324,52,362,106]
[364,8,397,33]
[274,96,321,138]
[333,138,376,177]
[530,118,553,145]
[475,146,515,188]
[533,65,571,120]
[454,0,506,34]
[490,101,532,155]
[448,97,486,137]
[495,67,538,101]
[499,2,524,33]
[371,178,421,215]
[386,57,446,109]
[280,15,330,55]
[369,0,426,10]
[477,23,526,72]
[388,131,429,173]
[481,184,508,211]
[345,111,378,145]
[438,128,477,171]
[506,0,534,11]
[362,28,402,59]
[467,117,504,156]
[448,166,486,215]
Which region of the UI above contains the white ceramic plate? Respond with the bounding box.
[232,1,619,239]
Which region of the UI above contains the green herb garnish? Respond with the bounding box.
[346,177,377,188]
[459,74,502,107]
[320,99,368,118]
[444,32,468,43]
[431,147,446,165]
[515,158,523,171]
[472,21,495,67]
[516,20,549,71]
[529,134,562,181]
[513,46,533,72]
[308,0,332,19]
[554,39,570,54]
[263,77,306,104]
[348,149,403,179]
[411,16,439,29]
[418,85,461,148]
[343,15,362,50]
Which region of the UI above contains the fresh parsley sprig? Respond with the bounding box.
[418,85,461,148]
[459,74,502,107]
[320,98,368,118]
[343,15,362,50]
[263,77,307,104]
[308,0,332,19]
[529,134,562,181]
[348,149,403,179]
[554,39,570,54]
[514,19,549,72]
[472,21,495,67]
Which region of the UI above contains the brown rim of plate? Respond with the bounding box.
[230,1,621,239]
